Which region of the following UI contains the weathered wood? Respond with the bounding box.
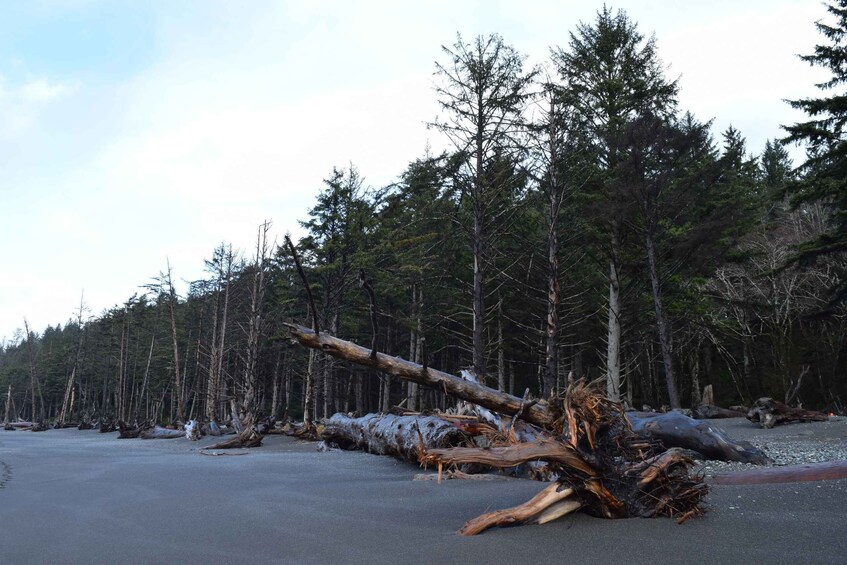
[117,421,142,439]
[204,427,262,449]
[628,411,771,465]
[284,323,552,427]
[423,383,708,535]
[422,440,595,477]
[140,426,184,439]
[458,483,581,536]
[185,419,201,440]
[746,397,829,429]
[7,421,33,429]
[321,413,467,462]
[692,404,746,419]
[712,460,847,485]
[3,384,12,429]
[287,324,764,465]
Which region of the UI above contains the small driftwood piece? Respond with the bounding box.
[98,419,116,433]
[30,421,49,432]
[204,426,263,449]
[460,483,581,535]
[117,421,143,439]
[712,460,847,485]
[746,397,830,429]
[282,421,320,440]
[185,419,201,440]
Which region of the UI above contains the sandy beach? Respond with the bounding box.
[2,419,846,565]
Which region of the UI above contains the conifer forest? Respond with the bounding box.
[3,5,847,430]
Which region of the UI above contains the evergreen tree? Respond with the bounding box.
[553,6,678,402]
[783,0,847,302]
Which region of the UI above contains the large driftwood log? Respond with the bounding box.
[7,421,33,429]
[321,413,467,461]
[627,412,771,465]
[747,397,830,429]
[712,460,847,485]
[284,323,552,427]
[140,426,185,439]
[117,421,185,439]
[287,323,768,464]
[692,404,746,419]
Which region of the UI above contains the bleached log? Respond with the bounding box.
[284,323,552,428]
[321,413,467,462]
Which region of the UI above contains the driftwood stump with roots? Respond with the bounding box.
[420,382,708,535]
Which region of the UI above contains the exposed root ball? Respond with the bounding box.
[424,381,709,534]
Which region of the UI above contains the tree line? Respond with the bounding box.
[2,5,846,428]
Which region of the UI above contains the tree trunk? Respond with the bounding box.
[545,207,560,399]
[23,319,45,423]
[606,221,622,402]
[303,349,316,426]
[498,297,506,393]
[407,282,420,410]
[4,384,12,428]
[645,230,680,409]
[472,206,485,379]
[207,250,232,426]
[165,262,184,422]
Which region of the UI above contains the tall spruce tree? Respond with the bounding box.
[553,7,678,402]
[783,0,847,303]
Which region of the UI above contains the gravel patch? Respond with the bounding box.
[693,415,847,476]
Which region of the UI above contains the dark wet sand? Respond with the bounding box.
[1,421,846,565]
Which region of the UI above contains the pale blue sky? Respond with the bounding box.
[0,0,827,342]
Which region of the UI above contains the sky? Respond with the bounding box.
[0,0,830,344]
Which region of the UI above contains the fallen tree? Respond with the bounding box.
[285,323,715,534]
[712,460,847,485]
[283,323,552,428]
[286,323,769,465]
[747,398,830,428]
[117,421,186,439]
